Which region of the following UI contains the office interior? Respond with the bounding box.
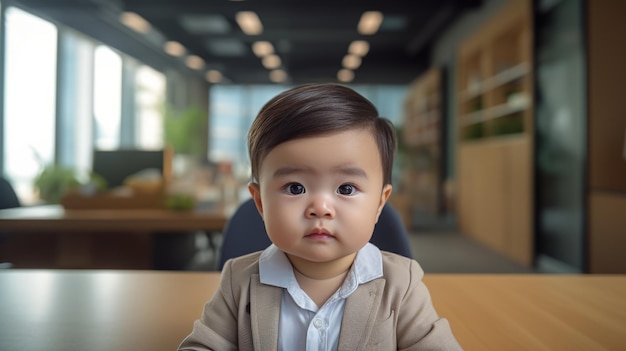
[0,0,625,275]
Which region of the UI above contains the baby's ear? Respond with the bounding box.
[375,184,393,222]
[248,183,264,217]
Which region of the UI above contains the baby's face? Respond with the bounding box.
[250,128,391,271]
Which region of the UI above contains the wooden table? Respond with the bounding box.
[0,271,624,351]
[0,205,229,232]
[0,205,229,269]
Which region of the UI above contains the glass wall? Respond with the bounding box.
[208,84,408,182]
[534,0,586,272]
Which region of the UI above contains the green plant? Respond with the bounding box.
[33,165,80,204]
[163,105,206,156]
[463,122,485,140]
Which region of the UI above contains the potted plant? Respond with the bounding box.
[163,105,206,156]
[33,165,80,204]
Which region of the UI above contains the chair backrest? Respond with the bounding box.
[0,177,21,210]
[217,198,412,270]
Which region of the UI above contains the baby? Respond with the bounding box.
[179,83,462,350]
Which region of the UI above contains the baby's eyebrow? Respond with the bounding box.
[333,166,368,179]
[272,166,309,178]
[272,165,367,179]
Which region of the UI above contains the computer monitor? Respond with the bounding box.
[92,149,172,188]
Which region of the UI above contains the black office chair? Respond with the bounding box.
[0,176,20,269]
[0,176,21,210]
[217,198,413,270]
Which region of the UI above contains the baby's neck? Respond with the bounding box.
[293,266,350,308]
[288,254,355,308]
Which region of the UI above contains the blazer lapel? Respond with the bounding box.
[337,278,386,350]
[250,274,282,351]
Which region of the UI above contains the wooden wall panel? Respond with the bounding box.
[588,0,626,191]
[587,0,626,273]
[589,192,626,273]
[507,136,533,266]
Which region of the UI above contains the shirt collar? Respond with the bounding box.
[259,242,383,293]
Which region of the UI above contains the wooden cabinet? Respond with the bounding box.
[455,0,534,266]
[402,67,444,219]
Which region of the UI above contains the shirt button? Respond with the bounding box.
[313,318,324,329]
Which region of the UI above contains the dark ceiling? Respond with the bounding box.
[8,0,483,85]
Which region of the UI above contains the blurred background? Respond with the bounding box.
[0,0,624,274]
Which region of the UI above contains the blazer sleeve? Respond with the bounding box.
[178,260,241,351]
[397,259,463,351]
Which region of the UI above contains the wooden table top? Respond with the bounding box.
[0,271,624,351]
[0,205,229,232]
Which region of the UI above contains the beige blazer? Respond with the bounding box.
[179,251,462,351]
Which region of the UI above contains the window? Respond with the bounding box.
[57,29,96,179]
[93,45,122,150]
[135,65,166,149]
[2,7,57,204]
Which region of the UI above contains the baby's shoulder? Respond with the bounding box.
[380,251,425,287]
[222,251,263,277]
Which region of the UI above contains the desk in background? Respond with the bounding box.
[0,205,229,269]
[0,271,624,351]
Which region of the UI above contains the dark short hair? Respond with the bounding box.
[248,83,396,186]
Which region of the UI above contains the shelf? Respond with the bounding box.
[460,63,529,101]
[455,0,534,267]
[460,96,530,126]
[402,66,444,216]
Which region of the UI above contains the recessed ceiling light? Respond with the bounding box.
[342,54,362,70]
[269,69,287,83]
[236,11,263,35]
[348,41,370,57]
[337,69,354,83]
[252,41,274,57]
[164,41,186,57]
[185,55,205,70]
[262,54,281,69]
[358,11,383,35]
[206,70,223,83]
[119,12,151,34]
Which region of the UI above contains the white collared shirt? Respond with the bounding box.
[259,243,383,351]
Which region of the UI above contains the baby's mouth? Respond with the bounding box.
[305,228,333,240]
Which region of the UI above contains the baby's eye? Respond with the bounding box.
[285,183,305,195]
[337,184,357,196]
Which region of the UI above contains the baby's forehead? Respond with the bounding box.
[272,127,376,147]
[261,129,382,168]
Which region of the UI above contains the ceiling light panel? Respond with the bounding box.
[180,14,231,34]
[380,15,408,31]
[206,39,247,57]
